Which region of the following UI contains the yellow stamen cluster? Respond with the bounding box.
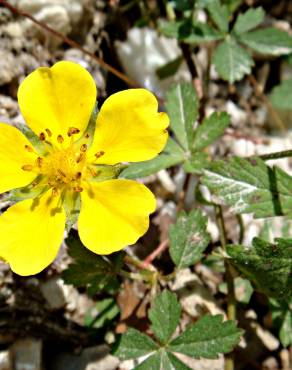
[21,127,105,196]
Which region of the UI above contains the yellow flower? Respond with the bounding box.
[0,61,169,276]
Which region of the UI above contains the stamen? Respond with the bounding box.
[88,167,100,177]
[52,187,59,197]
[45,128,52,137]
[57,135,64,144]
[95,150,105,159]
[67,127,80,137]
[36,157,43,168]
[80,144,87,152]
[39,132,46,141]
[57,169,66,178]
[31,180,39,187]
[21,164,33,171]
[75,172,82,180]
[24,145,33,152]
[73,186,83,193]
[85,133,90,139]
[76,153,84,163]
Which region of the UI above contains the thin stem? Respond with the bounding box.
[256,149,292,161]
[248,74,286,133]
[142,239,169,268]
[0,0,137,87]
[236,214,244,244]
[215,205,236,370]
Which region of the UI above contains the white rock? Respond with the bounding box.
[171,269,224,318]
[40,277,66,310]
[11,339,42,370]
[115,27,190,97]
[0,351,12,370]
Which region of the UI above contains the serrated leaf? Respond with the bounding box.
[213,39,254,83]
[227,238,292,300]
[170,210,210,268]
[169,315,242,359]
[165,83,198,151]
[233,7,265,35]
[84,298,119,329]
[148,290,181,344]
[62,232,122,295]
[270,79,292,110]
[202,156,292,218]
[120,138,184,179]
[183,152,209,174]
[113,328,158,360]
[270,298,292,347]
[135,350,192,370]
[240,28,292,56]
[207,0,229,33]
[192,111,230,151]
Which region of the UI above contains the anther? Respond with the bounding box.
[73,186,83,193]
[67,127,80,137]
[45,128,52,137]
[76,153,84,163]
[85,133,90,139]
[36,157,43,168]
[21,164,33,171]
[95,150,105,159]
[52,188,59,197]
[80,144,87,152]
[57,135,64,144]
[24,145,33,152]
[75,172,82,180]
[39,132,46,141]
[57,169,66,178]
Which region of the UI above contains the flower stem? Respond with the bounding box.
[215,205,236,370]
[257,149,292,161]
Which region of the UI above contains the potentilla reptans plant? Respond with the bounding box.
[0,61,169,276]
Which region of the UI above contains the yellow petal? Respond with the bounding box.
[0,123,38,194]
[88,89,169,164]
[18,61,96,145]
[0,191,66,276]
[78,179,156,254]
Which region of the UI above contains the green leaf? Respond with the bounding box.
[148,290,181,344]
[192,112,230,151]
[135,351,192,370]
[120,138,184,179]
[213,38,254,83]
[170,0,195,12]
[233,7,265,35]
[183,152,209,174]
[270,298,292,347]
[169,209,210,268]
[270,79,292,110]
[84,298,120,329]
[62,232,123,295]
[165,83,198,151]
[227,238,292,300]
[156,56,184,80]
[182,22,223,44]
[113,328,158,360]
[240,28,292,56]
[202,156,292,218]
[207,0,229,33]
[169,315,242,359]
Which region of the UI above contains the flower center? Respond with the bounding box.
[21,128,93,195]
